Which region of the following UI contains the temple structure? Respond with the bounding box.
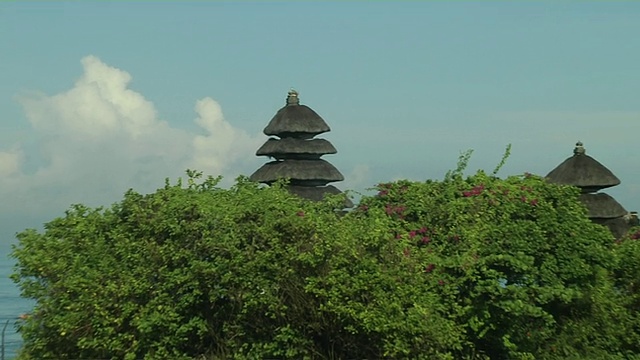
[546,141,637,238]
[250,90,352,207]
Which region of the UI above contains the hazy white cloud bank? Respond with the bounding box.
[338,163,373,199]
[0,55,262,217]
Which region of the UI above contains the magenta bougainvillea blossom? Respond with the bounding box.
[425,264,435,273]
[462,184,485,197]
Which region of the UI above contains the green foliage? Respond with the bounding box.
[359,169,638,359]
[11,162,640,359]
[491,144,512,176]
[608,226,640,356]
[11,174,457,359]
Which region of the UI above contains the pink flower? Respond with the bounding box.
[421,236,431,244]
[463,185,485,197]
[409,231,417,238]
[530,199,538,206]
[418,226,427,234]
[425,264,435,273]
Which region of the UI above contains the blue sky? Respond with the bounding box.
[1,2,640,243]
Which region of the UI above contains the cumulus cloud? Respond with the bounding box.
[0,148,22,178]
[1,55,261,217]
[341,164,372,191]
[20,56,157,139]
[189,98,261,174]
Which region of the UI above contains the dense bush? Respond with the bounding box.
[610,226,640,356]
[11,174,460,359]
[11,160,640,359]
[358,160,638,359]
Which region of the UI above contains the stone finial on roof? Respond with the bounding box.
[286,89,300,106]
[574,141,585,156]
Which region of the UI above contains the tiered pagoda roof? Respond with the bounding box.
[545,142,620,193]
[250,90,351,207]
[547,142,632,238]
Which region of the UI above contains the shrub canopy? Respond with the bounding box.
[11,166,640,359]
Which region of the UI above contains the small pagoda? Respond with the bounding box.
[250,90,352,207]
[546,141,636,238]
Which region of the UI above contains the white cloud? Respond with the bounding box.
[20,56,157,139]
[189,98,262,176]
[1,55,262,217]
[340,164,372,192]
[0,148,22,177]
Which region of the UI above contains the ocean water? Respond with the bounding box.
[1,242,33,360]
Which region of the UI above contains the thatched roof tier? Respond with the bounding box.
[288,185,354,208]
[249,159,345,186]
[578,193,627,219]
[256,138,337,160]
[263,90,330,139]
[592,216,634,240]
[546,142,620,193]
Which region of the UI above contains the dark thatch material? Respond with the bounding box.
[592,216,633,240]
[263,91,330,139]
[249,159,345,186]
[288,185,354,208]
[546,142,620,192]
[579,193,627,219]
[256,138,337,160]
[263,105,331,139]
